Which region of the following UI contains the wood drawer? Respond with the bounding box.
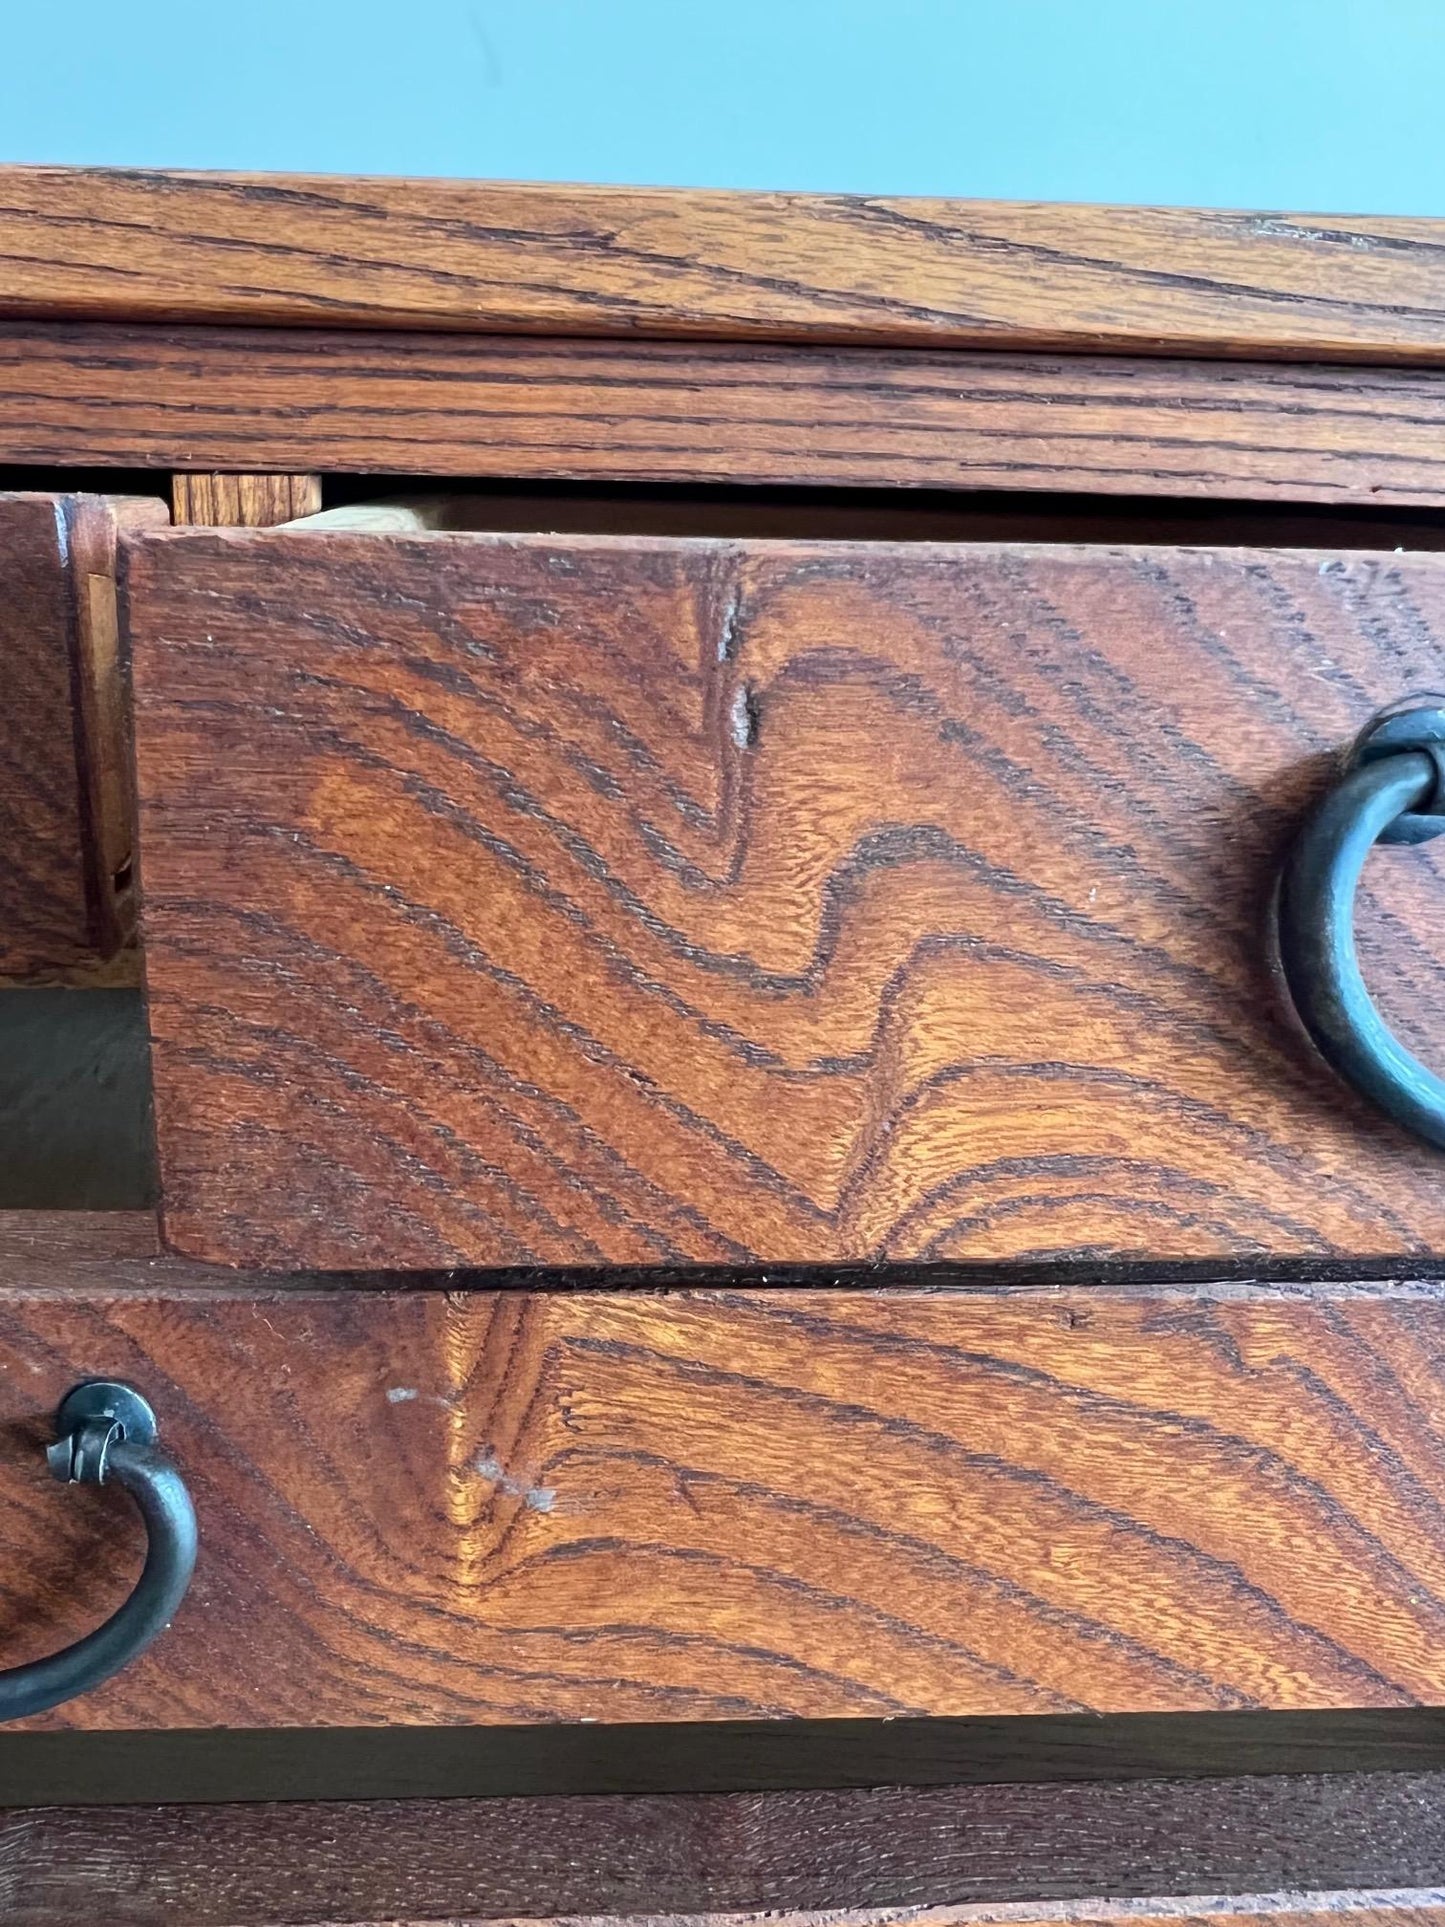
[1,491,166,977]
[7,1232,1445,1730]
[125,524,1445,1270]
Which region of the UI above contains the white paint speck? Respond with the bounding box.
[386,1386,456,1409]
[716,589,742,663]
[476,1449,557,1511]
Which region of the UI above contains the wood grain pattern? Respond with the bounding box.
[9,1279,1445,1729]
[1,493,92,971]
[0,491,165,975]
[127,528,1445,1270]
[0,1209,158,1266]
[10,323,1445,506]
[5,1781,1444,1927]
[5,168,1445,362]
[171,471,322,526]
[10,1777,1445,1926]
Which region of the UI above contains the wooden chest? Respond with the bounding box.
[6,167,1445,1920]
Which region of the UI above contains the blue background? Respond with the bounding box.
[1,0,1443,214]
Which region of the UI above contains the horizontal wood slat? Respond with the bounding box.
[128,530,1445,1270]
[7,1280,1445,1730]
[8,324,1445,506]
[3,169,1445,362]
[0,491,166,976]
[8,1776,1445,1926]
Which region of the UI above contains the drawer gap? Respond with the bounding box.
[307,477,1445,551]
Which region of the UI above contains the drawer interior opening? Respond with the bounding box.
[308,476,1445,550]
[7,466,1445,550]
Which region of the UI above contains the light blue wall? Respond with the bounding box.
[2,0,1443,214]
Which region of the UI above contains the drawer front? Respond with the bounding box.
[1,491,166,975]
[127,529,1445,1269]
[6,1276,1445,1730]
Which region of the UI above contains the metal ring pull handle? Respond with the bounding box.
[0,1381,197,1721]
[1278,701,1445,1150]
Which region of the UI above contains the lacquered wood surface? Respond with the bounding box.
[127,529,1445,1269]
[9,325,1445,505]
[7,1280,1445,1729]
[4,169,1445,362]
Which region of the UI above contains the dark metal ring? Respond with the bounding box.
[0,1380,197,1722]
[1278,703,1445,1150]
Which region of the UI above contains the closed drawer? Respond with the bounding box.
[1,491,166,976]
[6,1242,1445,1729]
[125,526,1445,1269]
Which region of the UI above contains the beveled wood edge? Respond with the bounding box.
[4,167,1445,363]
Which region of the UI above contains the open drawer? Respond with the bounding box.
[123,513,1445,1269]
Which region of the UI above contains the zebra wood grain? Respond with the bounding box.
[10,324,1445,506]
[0,491,166,976]
[4,168,1445,362]
[7,1281,1445,1730]
[127,529,1445,1269]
